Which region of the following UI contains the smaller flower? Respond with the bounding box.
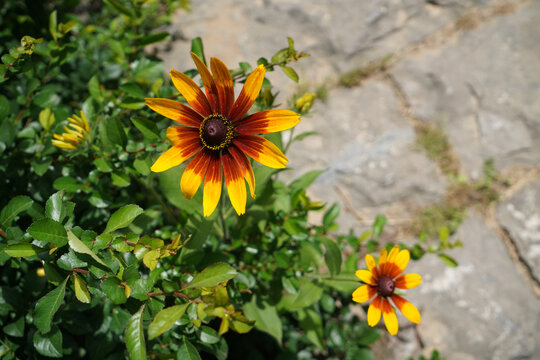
[353,246,422,335]
[51,111,90,150]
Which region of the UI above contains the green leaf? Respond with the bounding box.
[33,326,63,358]
[290,170,324,192]
[177,337,202,360]
[39,108,55,131]
[0,119,16,147]
[281,66,299,82]
[67,230,108,267]
[0,95,10,119]
[101,117,127,148]
[0,195,33,228]
[243,296,282,344]
[190,37,206,65]
[111,171,131,187]
[53,177,84,192]
[199,326,220,344]
[104,205,144,233]
[34,276,69,333]
[148,303,189,340]
[372,215,387,239]
[27,218,68,246]
[49,10,58,41]
[104,0,135,17]
[126,305,146,360]
[131,116,159,140]
[298,309,323,349]
[320,237,342,276]
[279,278,323,311]
[322,203,340,229]
[94,157,113,172]
[185,263,238,289]
[73,274,91,303]
[137,32,171,47]
[142,249,160,270]
[438,253,458,267]
[45,191,65,222]
[32,157,52,176]
[293,131,319,142]
[89,75,104,103]
[133,158,151,176]
[101,278,127,304]
[5,242,41,257]
[4,316,25,337]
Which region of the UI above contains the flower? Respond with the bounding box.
[295,92,316,113]
[353,246,421,335]
[51,111,90,150]
[145,53,300,216]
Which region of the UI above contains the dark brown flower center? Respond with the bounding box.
[200,114,233,150]
[378,275,395,297]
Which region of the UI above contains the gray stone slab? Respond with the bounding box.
[283,80,446,230]
[391,1,540,179]
[497,181,540,283]
[158,0,484,102]
[396,215,540,360]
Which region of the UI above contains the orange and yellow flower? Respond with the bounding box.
[146,53,300,216]
[353,246,421,335]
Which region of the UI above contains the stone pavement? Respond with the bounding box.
[158,0,540,358]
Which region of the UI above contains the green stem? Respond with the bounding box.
[284,127,296,154]
[138,174,178,225]
[219,182,229,242]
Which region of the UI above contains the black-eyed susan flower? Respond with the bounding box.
[145,53,300,217]
[353,246,421,335]
[51,111,90,150]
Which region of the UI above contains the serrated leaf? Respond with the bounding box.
[177,337,201,360]
[281,66,299,82]
[5,242,41,257]
[67,230,108,267]
[185,263,237,289]
[126,305,146,360]
[73,274,91,303]
[0,195,33,228]
[27,218,67,246]
[320,237,342,276]
[104,205,143,233]
[148,303,189,339]
[243,296,282,344]
[34,276,69,333]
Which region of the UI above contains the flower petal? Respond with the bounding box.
[365,253,379,280]
[394,273,422,289]
[228,144,255,199]
[355,269,376,285]
[191,53,220,113]
[352,285,376,303]
[150,141,201,173]
[145,98,202,127]
[165,126,200,146]
[379,248,388,269]
[234,135,288,169]
[203,152,222,217]
[169,69,212,117]
[229,65,265,122]
[367,296,383,327]
[222,151,247,215]
[392,294,421,324]
[383,246,399,275]
[210,57,234,116]
[389,249,410,279]
[235,109,301,134]
[180,149,212,199]
[382,298,398,335]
